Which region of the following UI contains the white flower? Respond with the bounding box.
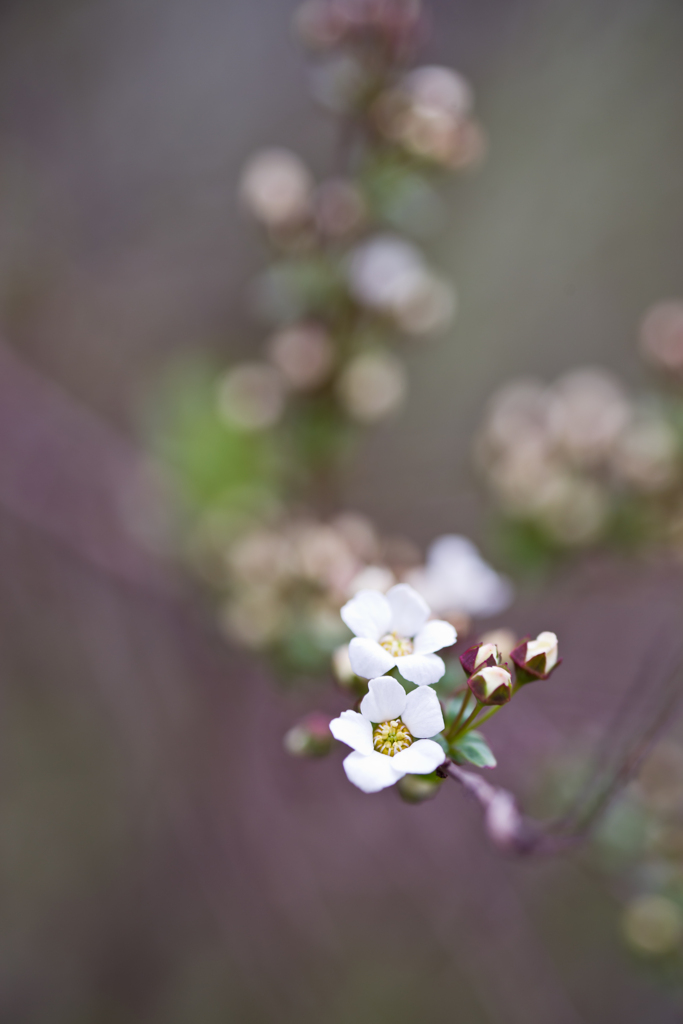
[405,535,513,618]
[330,676,445,793]
[340,583,456,685]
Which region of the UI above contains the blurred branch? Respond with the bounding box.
[0,340,178,600]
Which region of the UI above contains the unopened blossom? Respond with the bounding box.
[341,583,456,685]
[336,350,407,422]
[330,675,445,792]
[459,641,503,677]
[477,628,517,663]
[331,643,355,687]
[239,148,313,228]
[267,323,336,391]
[405,535,513,619]
[639,301,683,374]
[217,363,286,431]
[468,665,512,706]
[511,631,559,680]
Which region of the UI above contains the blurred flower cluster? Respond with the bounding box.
[146,0,573,844]
[475,331,683,569]
[151,0,512,685]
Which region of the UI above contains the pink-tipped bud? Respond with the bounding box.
[511,631,560,682]
[283,712,333,757]
[468,665,512,706]
[460,641,501,677]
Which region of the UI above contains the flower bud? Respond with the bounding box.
[511,631,560,682]
[467,665,512,706]
[460,642,501,677]
[331,643,368,697]
[397,772,444,804]
[283,712,333,758]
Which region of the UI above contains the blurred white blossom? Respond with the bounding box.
[267,323,336,390]
[336,350,407,422]
[239,148,313,228]
[406,535,513,619]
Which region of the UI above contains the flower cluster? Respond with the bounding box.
[219,0,481,470]
[296,581,563,798]
[476,366,683,557]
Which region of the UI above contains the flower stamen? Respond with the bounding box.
[373,718,413,756]
[379,632,414,657]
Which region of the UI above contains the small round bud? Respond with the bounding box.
[336,351,407,423]
[468,665,512,706]
[397,772,444,804]
[511,631,560,682]
[283,712,333,758]
[331,643,368,697]
[478,628,517,664]
[239,148,313,229]
[460,641,501,677]
[267,323,336,391]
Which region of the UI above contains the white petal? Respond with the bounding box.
[343,750,403,793]
[348,637,395,679]
[413,619,457,654]
[402,686,445,738]
[360,676,407,723]
[340,590,392,640]
[386,583,430,637]
[396,652,445,686]
[391,739,445,775]
[329,710,374,754]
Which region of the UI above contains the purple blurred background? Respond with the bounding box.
[1,0,683,1020]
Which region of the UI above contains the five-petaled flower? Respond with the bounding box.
[330,676,446,792]
[341,583,456,685]
[511,631,560,681]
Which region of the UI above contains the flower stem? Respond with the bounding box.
[449,702,482,742]
[446,689,471,739]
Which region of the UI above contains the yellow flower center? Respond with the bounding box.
[379,632,414,658]
[373,719,413,756]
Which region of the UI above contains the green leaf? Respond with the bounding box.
[449,730,497,769]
